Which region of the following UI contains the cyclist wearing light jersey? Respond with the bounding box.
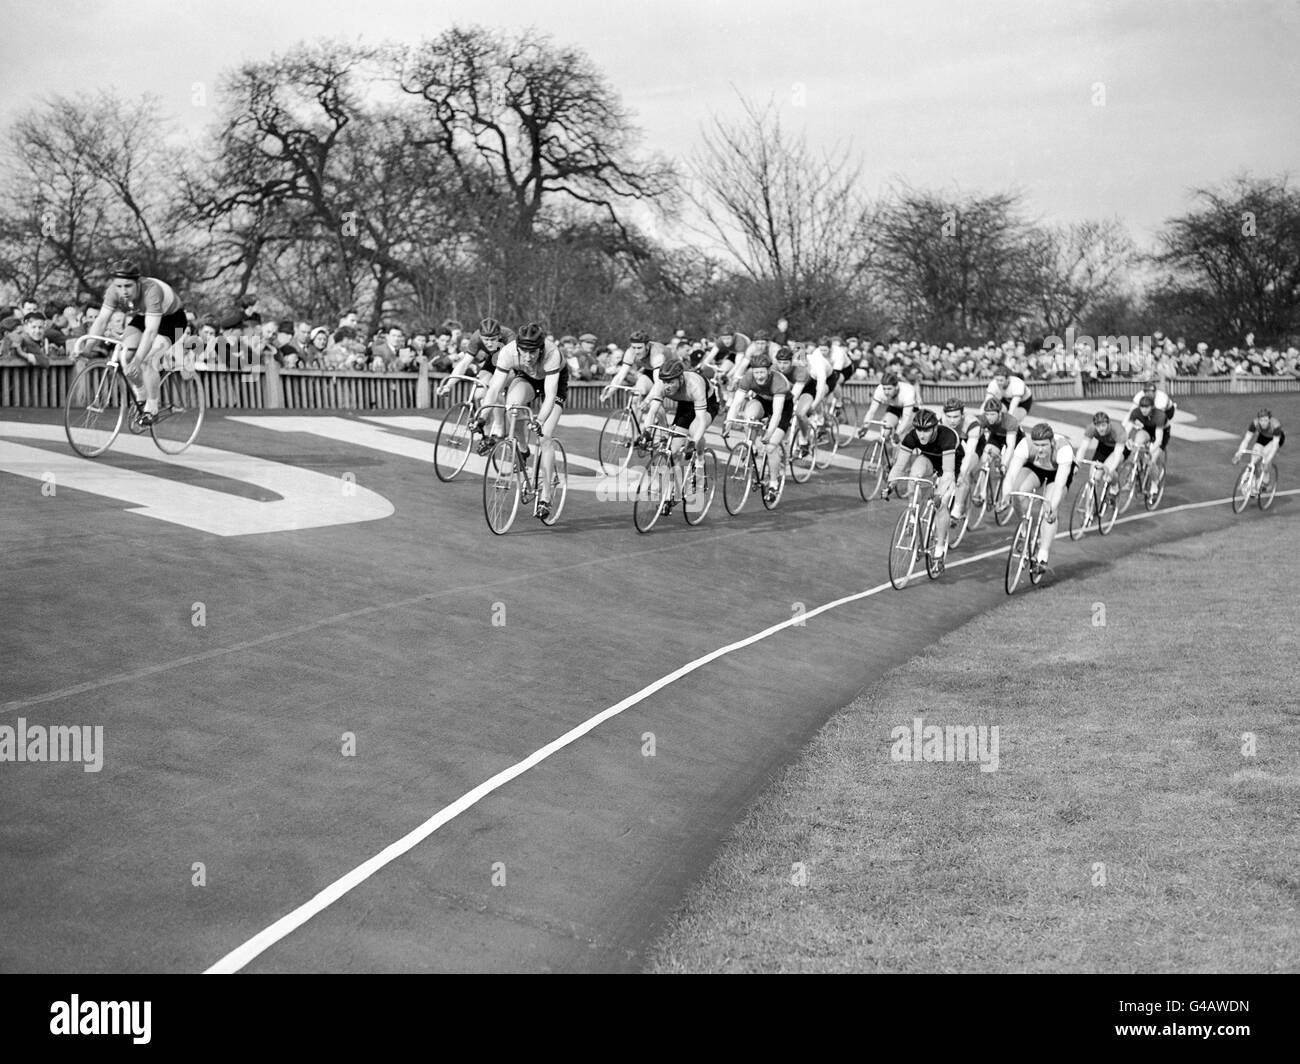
[860,371,918,441]
[643,358,718,514]
[602,329,671,403]
[84,259,188,425]
[442,317,514,403]
[726,350,792,503]
[789,343,837,445]
[1234,408,1285,474]
[1131,376,1176,450]
[1075,410,1127,504]
[481,323,567,520]
[885,408,959,572]
[941,398,982,525]
[1000,422,1076,577]
[987,364,1034,422]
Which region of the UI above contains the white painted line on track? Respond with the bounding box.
[203,485,1298,973]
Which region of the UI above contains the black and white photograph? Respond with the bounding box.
[0,0,1294,1031]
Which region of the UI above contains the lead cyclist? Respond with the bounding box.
[83,259,189,425]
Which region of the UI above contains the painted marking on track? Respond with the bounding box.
[0,422,393,535]
[202,487,1299,973]
[1036,400,1236,441]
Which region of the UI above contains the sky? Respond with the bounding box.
[3,0,1299,245]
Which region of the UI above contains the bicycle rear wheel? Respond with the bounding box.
[1005,519,1031,595]
[814,414,838,469]
[1259,464,1277,509]
[634,453,670,532]
[598,408,636,474]
[1099,480,1119,534]
[1117,459,1139,514]
[723,442,753,515]
[434,403,474,481]
[1028,527,1045,585]
[683,450,717,525]
[858,441,886,502]
[949,507,969,549]
[64,360,127,458]
[483,441,521,534]
[150,370,205,454]
[967,467,989,529]
[923,505,942,580]
[760,452,786,509]
[888,507,920,590]
[540,441,568,525]
[790,424,816,483]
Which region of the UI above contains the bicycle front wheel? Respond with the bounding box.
[434,403,474,481]
[150,371,205,455]
[1069,484,1093,540]
[683,450,717,525]
[723,442,753,515]
[1117,459,1139,514]
[541,441,568,525]
[760,453,786,510]
[858,441,886,503]
[967,467,988,530]
[888,507,920,590]
[1143,463,1165,510]
[1005,519,1031,595]
[64,360,127,458]
[634,453,670,532]
[1259,464,1277,509]
[1232,467,1253,513]
[483,441,522,534]
[814,414,838,469]
[598,408,636,474]
[991,466,1013,525]
[1099,480,1119,534]
[924,504,943,580]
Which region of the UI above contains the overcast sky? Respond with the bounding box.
[4,0,1298,243]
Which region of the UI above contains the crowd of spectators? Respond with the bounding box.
[2,294,1298,382]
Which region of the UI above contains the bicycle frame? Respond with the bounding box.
[858,419,897,503]
[1070,458,1119,539]
[480,403,567,533]
[886,475,941,589]
[723,416,784,514]
[633,423,716,531]
[1004,489,1048,594]
[1233,451,1276,513]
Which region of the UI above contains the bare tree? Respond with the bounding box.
[1026,218,1136,335]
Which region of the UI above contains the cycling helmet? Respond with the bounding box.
[1257,408,1272,420]
[982,398,1003,416]
[109,259,141,280]
[914,409,939,431]
[628,329,650,345]
[1030,422,1054,441]
[659,358,685,381]
[1137,394,1155,408]
[773,346,794,363]
[479,317,502,339]
[1092,410,1111,425]
[749,351,772,368]
[516,322,545,352]
[942,398,964,413]
[881,371,899,387]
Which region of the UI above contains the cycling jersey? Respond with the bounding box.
[105,277,183,318]
[738,369,794,431]
[1127,406,1167,434]
[979,412,1021,455]
[462,327,515,372]
[622,341,670,379]
[1131,388,1174,413]
[1082,422,1126,461]
[661,370,719,428]
[871,380,918,416]
[1249,417,1285,447]
[900,424,959,470]
[987,375,1033,407]
[950,418,981,468]
[496,340,569,404]
[712,333,752,361]
[1013,434,1076,487]
[795,350,834,398]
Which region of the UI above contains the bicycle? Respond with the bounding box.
[64,333,204,458]
[886,476,943,590]
[857,420,897,502]
[808,405,839,470]
[1116,443,1166,513]
[722,417,787,514]
[597,384,660,475]
[967,449,1012,529]
[1232,450,1278,513]
[1004,490,1051,595]
[785,416,818,484]
[433,372,491,481]
[481,403,569,534]
[1069,459,1120,539]
[632,424,718,533]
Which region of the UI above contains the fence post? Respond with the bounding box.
[415,358,431,408]
[263,357,283,409]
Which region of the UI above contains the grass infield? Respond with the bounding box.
[649,516,1300,973]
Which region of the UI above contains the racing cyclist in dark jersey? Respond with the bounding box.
[940,398,982,527]
[725,349,793,504]
[641,357,719,515]
[977,397,1023,518]
[84,259,188,426]
[441,317,514,406]
[1000,422,1076,578]
[1074,410,1127,506]
[885,408,959,572]
[480,323,567,520]
[1234,408,1285,478]
[1124,394,1167,469]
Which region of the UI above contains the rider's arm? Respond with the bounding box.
[959,427,981,480]
[604,357,632,397]
[938,447,957,497]
[535,369,560,429]
[688,380,711,448]
[764,395,785,446]
[1045,443,1075,515]
[481,366,509,411]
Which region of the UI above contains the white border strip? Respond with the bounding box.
[204,487,1296,972]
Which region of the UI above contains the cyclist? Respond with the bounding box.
[641,357,719,513]
[1074,410,1127,506]
[999,422,1076,578]
[725,349,793,504]
[481,323,567,521]
[1233,408,1285,477]
[987,363,1034,423]
[788,342,837,453]
[700,325,752,377]
[977,397,1023,517]
[941,398,982,526]
[1130,375,1176,450]
[858,370,918,444]
[884,408,959,574]
[1123,393,1166,471]
[441,317,514,409]
[602,329,671,405]
[83,259,188,426]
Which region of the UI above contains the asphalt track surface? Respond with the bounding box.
[0,393,1293,973]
